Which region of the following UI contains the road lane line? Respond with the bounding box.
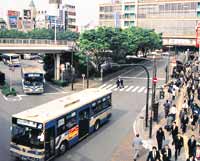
[132,86,140,93]
[99,84,107,89]
[126,86,134,92]
[119,85,128,91]
[138,86,146,93]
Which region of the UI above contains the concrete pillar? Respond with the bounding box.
[54,54,61,80]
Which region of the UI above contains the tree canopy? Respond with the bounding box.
[78,27,162,68]
[0,28,79,40]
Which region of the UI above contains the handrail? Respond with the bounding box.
[0,38,74,47]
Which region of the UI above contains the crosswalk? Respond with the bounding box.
[99,83,150,94]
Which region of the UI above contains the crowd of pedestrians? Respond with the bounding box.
[132,55,200,161]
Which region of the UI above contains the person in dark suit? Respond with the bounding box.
[161,144,172,161]
[171,121,179,143]
[156,127,165,150]
[180,114,189,134]
[187,135,196,157]
[146,146,161,161]
[173,133,184,161]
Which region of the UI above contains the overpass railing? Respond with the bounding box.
[0,38,74,47]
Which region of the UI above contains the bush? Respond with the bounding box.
[52,80,69,87]
[1,84,17,96]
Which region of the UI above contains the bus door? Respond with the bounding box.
[78,108,90,139]
[45,126,55,159]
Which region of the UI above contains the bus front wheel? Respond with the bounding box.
[59,142,68,155]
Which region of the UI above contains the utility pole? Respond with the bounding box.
[71,47,74,91]
[149,56,157,138]
[86,55,89,88]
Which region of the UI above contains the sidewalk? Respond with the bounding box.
[110,83,190,161]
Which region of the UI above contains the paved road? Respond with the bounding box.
[0,57,167,161]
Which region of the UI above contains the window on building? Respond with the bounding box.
[124,21,129,26]
[100,7,104,12]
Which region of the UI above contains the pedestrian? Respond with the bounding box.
[163,100,171,118]
[173,133,184,161]
[181,113,189,134]
[186,155,196,161]
[132,134,143,161]
[187,135,196,157]
[171,121,178,144]
[156,127,165,150]
[146,146,161,161]
[116,77,120,88]
[169,104,177,121]
[161,144,172,161]
[172,88,176,100]
[182,99,189,113]
[120,78,124,88]
[191,112,199,131]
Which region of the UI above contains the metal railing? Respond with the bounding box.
[0,38,74,47]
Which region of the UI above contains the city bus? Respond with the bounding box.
[10,88,112,161]
[21,66,45,94]
[2,53,21,67]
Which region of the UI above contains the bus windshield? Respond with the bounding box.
[11,124,44,149]
[24,73,43,86]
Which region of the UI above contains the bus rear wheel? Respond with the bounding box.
[59,142,67,155]
[94,120,100,131]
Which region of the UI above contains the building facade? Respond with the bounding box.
[99,0,200,46]
[62,4,77,32]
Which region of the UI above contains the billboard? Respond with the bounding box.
[9,16,17,28]
[23,10,31,20]
[8,10,19,17]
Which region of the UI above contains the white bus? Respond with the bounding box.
[10,88,112,161]
[21,66,45,94]
[2,53,21,67]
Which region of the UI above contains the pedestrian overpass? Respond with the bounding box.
[0,38,74,80]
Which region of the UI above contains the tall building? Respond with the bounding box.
[99,0,200,46]
[62,4,77,32]
[99,0,136,28]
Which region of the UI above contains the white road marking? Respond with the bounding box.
[138,86,146,93]
[107,85,117,90]
[104,84,113,89]
[119,85,128,91]
[99,84,107,89]
[126,86,134,92]
[113,87,119,91]
[132,86,140,92]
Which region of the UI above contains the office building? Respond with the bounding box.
[99,0,200,46]
[62,4,77,32]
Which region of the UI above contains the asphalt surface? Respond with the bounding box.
[0,57,167,161]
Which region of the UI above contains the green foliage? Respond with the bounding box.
[79,27,162,68]
[0,28,79,40]
[1,83,17,96]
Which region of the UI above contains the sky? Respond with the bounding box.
[0,0,110,27]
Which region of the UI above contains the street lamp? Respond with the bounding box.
[126,55,157,138]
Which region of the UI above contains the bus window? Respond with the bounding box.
[66,112,77,130]
[57,118,66,135]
